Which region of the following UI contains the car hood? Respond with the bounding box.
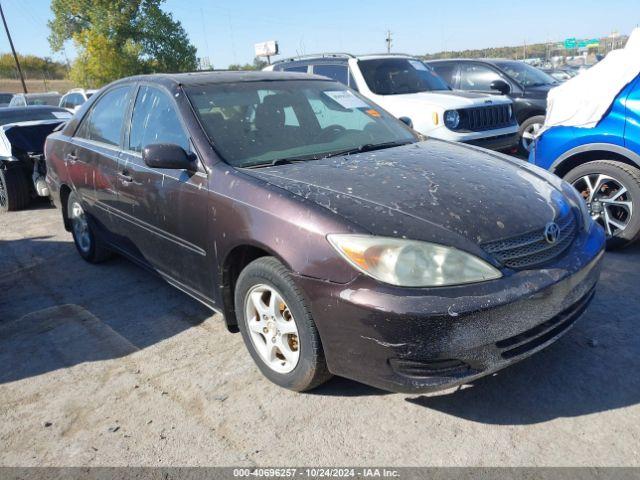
[242,140,570,252]
[383,90,512,109]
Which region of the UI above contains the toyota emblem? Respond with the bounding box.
[544,222,560,244]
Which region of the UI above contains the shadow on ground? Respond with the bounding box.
[0,236,212,384]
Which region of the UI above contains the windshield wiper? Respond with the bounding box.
[243,155,320,169]
[324,140,413,158]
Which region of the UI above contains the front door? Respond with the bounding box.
[116,85,212,297]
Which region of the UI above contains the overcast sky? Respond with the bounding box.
[0,0,638,68]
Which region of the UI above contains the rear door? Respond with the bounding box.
[66,85,134,234]
[117,84,211,294]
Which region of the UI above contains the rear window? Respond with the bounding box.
[283,65,308,73]
[26,95,62,106]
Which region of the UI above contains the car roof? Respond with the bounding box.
[15,92,61,97]
[427,58,515,65]
[274,53,417,65]
[109,70,332,88]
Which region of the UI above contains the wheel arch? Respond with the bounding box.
[59,184,73,231]
[551,144,640,178]
[220,242,292,332]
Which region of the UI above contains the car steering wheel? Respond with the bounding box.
[316,124,346,142]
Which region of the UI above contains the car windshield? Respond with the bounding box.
[358,58,451,95]
[496,61,557,87]
[26,95,61,106]
[185,80,417,168]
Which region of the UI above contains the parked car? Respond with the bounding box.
[45,72,604,393]
[0,106,72,212]
[59,88,98,113]
[541,69,573,82]
[8,92,63,108]
[427,59,559,155]
[530,74,640,248]
[266,54,519,152]
[0,92,14,107]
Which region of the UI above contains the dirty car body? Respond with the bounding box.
[45,71,605,393]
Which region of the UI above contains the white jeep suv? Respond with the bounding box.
[265,54,519,151]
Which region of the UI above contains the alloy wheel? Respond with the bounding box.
[521,122,542,152]
[244,284,300,374]
[70,201,92,253]
[572,174,633,237]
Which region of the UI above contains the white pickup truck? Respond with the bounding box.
[265,53,519,152]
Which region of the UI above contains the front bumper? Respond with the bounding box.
[466,132,519,152]
[294,224,605,393]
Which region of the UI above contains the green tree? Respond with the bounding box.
[228,58,268,71]
[48,0,197,88]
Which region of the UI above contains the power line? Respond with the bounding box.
[0,0,27,93]
[386,30,392,53]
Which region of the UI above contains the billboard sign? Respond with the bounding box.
[255,41,279,57]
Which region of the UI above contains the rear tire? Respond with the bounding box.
[235,257,332,392]
[564,160,640,249]
[67,191,112,263]
[518,115,545,156]
[0,167,31,213]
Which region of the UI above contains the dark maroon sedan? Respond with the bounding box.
[44,71,605,393]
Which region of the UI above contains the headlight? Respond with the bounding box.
[444,110,461,130]
[327,234,502,287]
[562,181,591,232]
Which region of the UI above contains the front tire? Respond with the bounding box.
[67,191,112,263]
[518,115,545,156]
[564,160,640,249]
[235,257,332,392]
[0,167,30,213]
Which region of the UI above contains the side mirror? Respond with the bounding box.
[142,143,195,171]
[399,116,413,128]
[490,80,511,95]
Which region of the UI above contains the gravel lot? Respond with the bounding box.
[1,202,639,467]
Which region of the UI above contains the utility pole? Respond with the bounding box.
[386,30,392,53]
[0,1,27,93]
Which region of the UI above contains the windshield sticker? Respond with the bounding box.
[323,90,369,109]
[52,112,72,119]
[365,109,381,118]
[409,60,428,71]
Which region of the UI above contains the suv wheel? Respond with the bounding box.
[519,115,546,156]
[0,167,30,213]
[235,257,332,391]
[67,191,112,262]
[564,160,640,249]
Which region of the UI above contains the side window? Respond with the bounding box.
[69,94,83,106]
[284,65,308,73]
[459,64,502,91]
[431,63,456,86]
[313,64,349,86]
[129,86,190,153]
[76,86,132,146]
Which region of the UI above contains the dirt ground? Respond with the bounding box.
[1,202,639,467]
[0,79,75,94]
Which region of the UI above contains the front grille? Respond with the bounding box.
[481,211,578,270]
[460,104,513,131]
[496,288,595,359]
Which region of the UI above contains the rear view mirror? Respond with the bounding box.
[143,143,195,171]
[490,80,511,95]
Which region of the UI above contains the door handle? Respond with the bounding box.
[118,171,133,183]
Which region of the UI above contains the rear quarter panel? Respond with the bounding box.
[624,75,640,154]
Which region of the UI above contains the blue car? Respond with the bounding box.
[530,74,640,248]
